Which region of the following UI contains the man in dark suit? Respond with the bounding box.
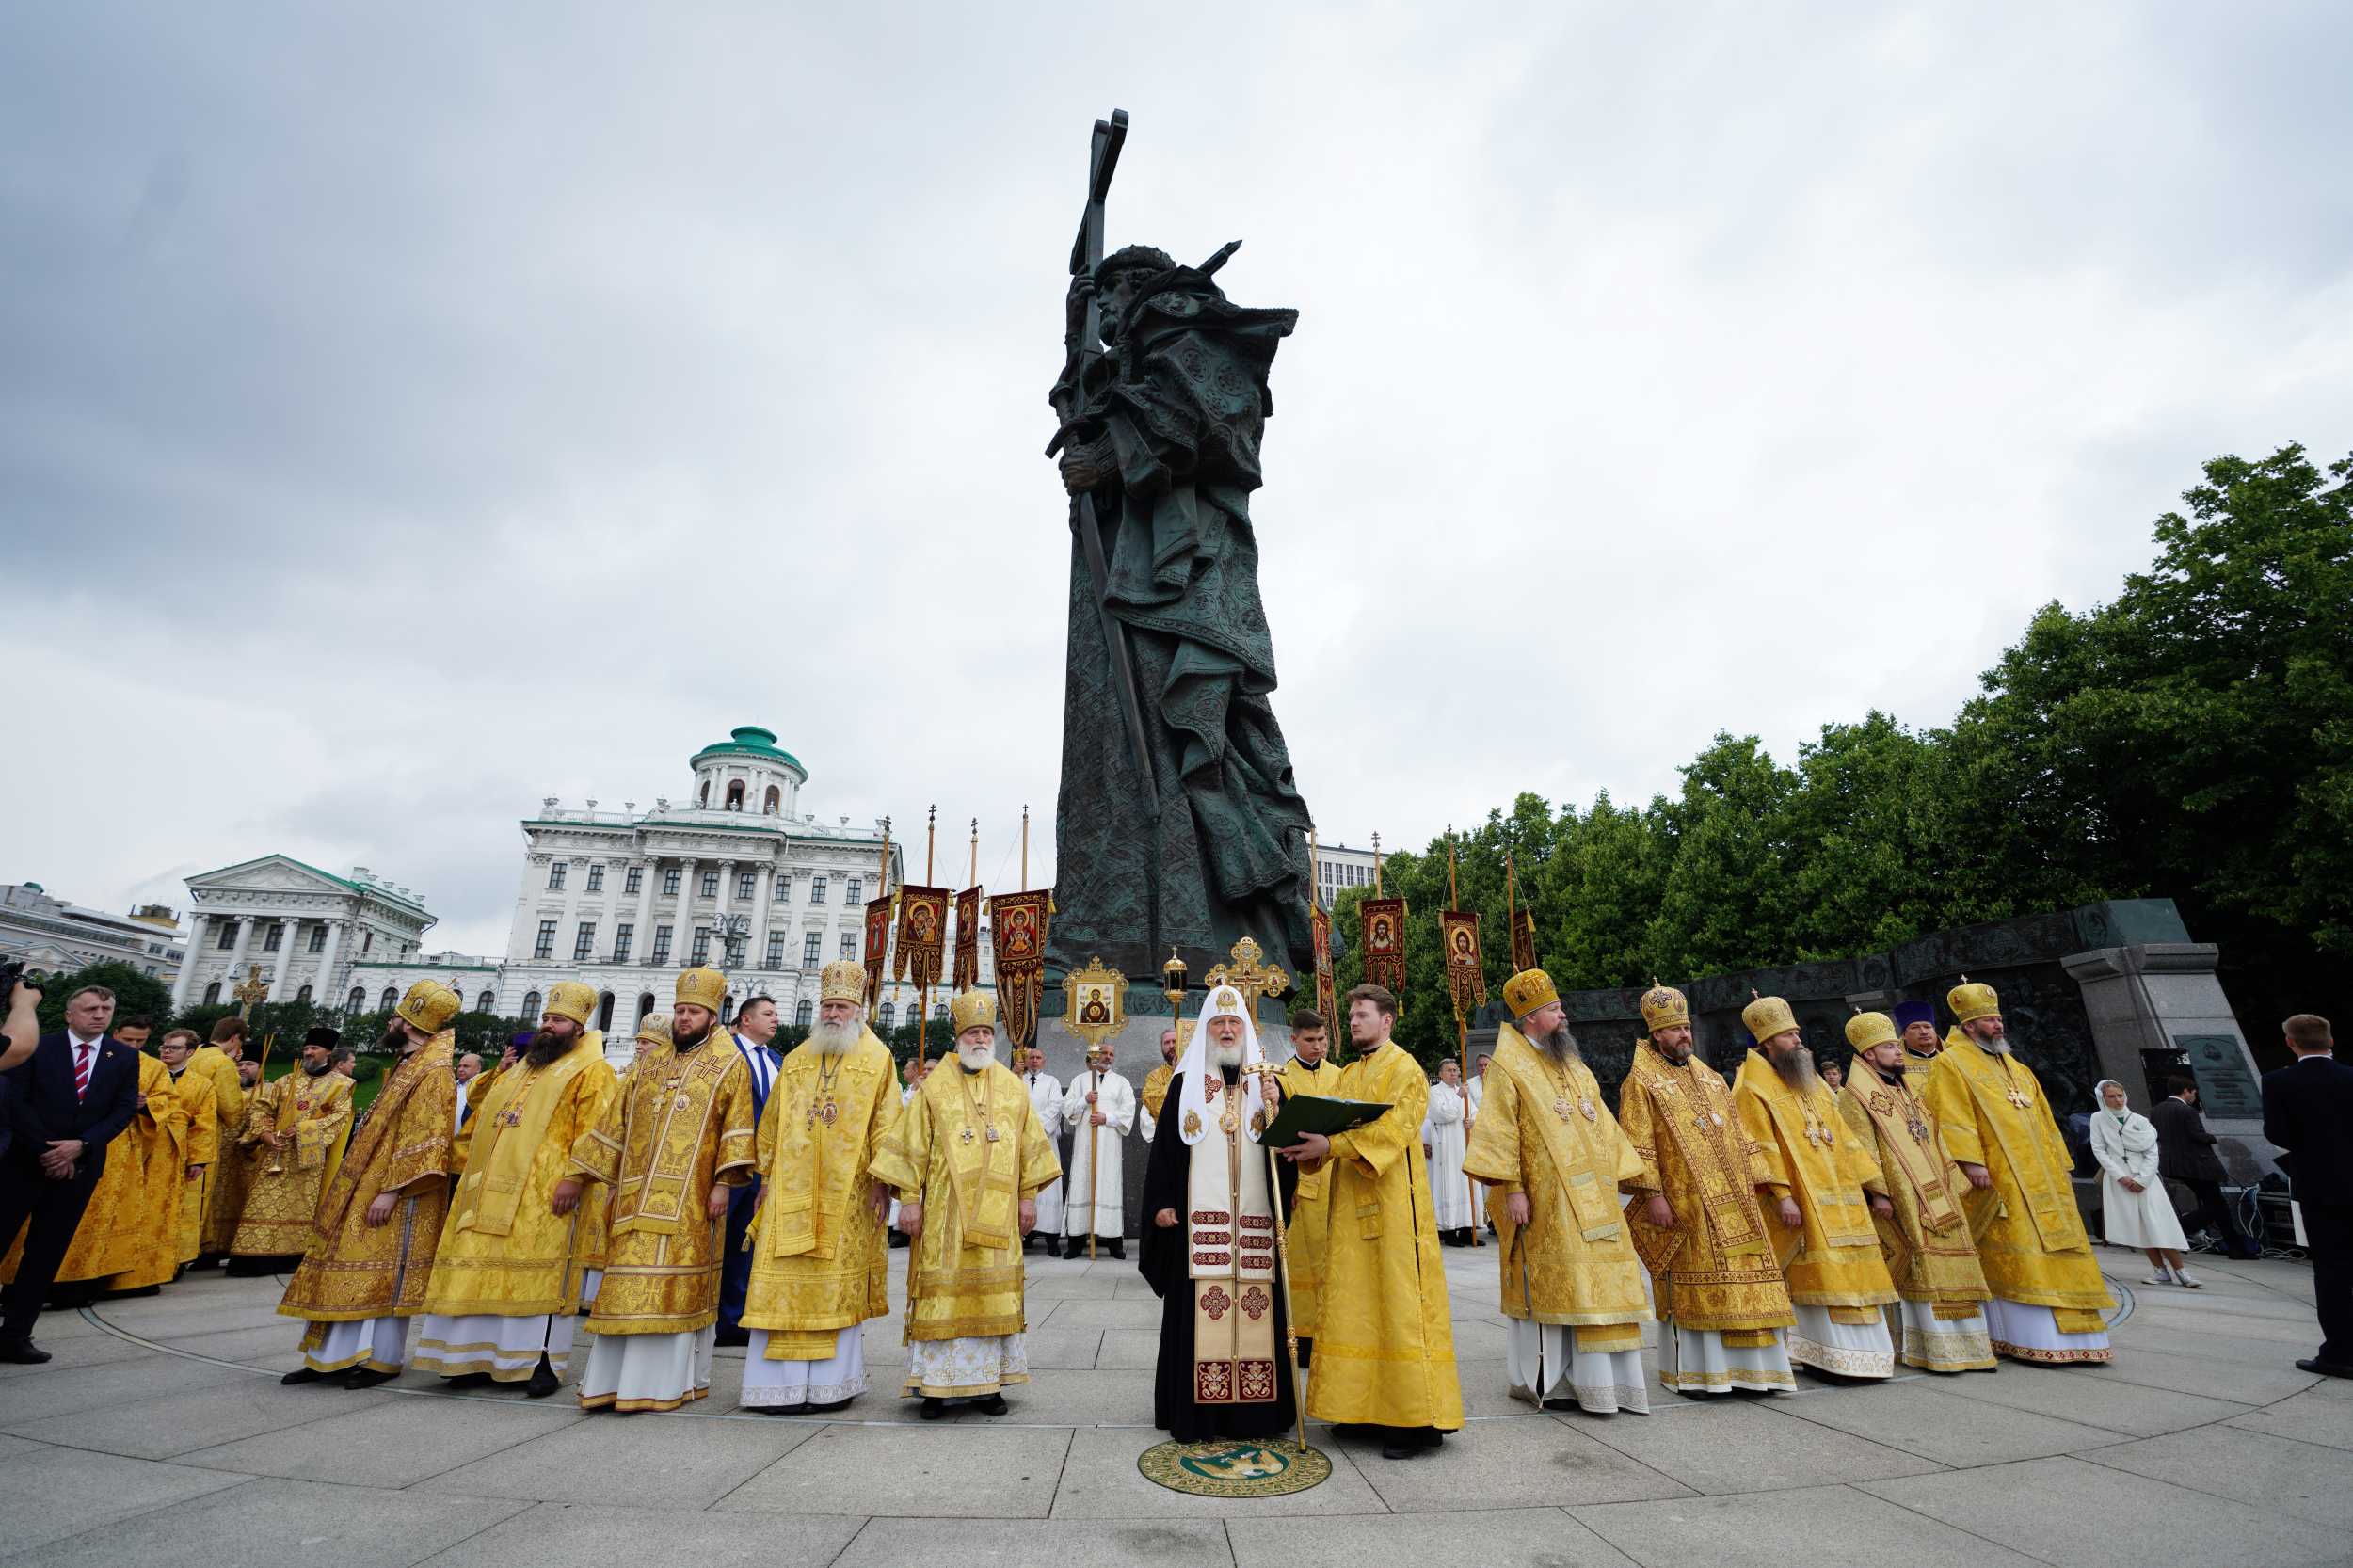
[2262,1014,2353,1378]
[0,984,142,1363]
[2153,1075,2261,1259]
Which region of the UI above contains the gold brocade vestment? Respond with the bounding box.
[168,1063,219,1265]
[1616,1042,1792,1334]
[1272,1056,1336,1337]
[1140,1064,1174,1121]
[229,1069,356,1256]
[1300,1041,1464,1432]
[869,1059,1059,1344]
[2,1054,188,1289]
[1460,1026,1651,1340]
[743,1028,900,1357]
[185,1045,247,1255]
[1923,1032,2114,1322]
[422,1036,617,1319]
[279,1034,456,1322]
[568,1035,756,1335]
[1837,1069,1989,1310]
[1732,1052,1897,1312]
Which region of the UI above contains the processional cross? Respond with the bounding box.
[232,963,270,1019]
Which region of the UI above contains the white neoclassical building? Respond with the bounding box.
[342,725,995,1062]
[1,884,188,985]
[168,858,440,1011]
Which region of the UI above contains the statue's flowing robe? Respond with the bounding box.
[870,1058,1059,1400]
[414,1034,617,1382]
[1048,266,1315,974]
[228,1070,356,1257]
[1617,1042,1796,1394]
[185,1045,247,1256]
[1924,1032,2114,1365]
[168,1062,218,1265]
[1734,1052,1897,1379]
[1060,1068,1135,1240]
[1273,1055,1336,1343]
[1300,1042,1463,1434]
[568,1034,756,1411]
[278,1035,456,1375]
[1139,1067,1300,1441]
[3,1054,188,1289]
[1462,1026,1653,1413]
[1838,1069,1994,1372]
[739,1028,899,1408]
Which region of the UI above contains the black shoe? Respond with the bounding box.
[343,1367,397,1389]
[976,1393,1008,1416]
[1046,1238,1063,1258]
[752,1402,808,1416]
[0,1337,52,1366]
[1107,1240,1126,1260]
[280,1367,326,1384]
[442,1372,494,1390]
[1542,1397,1581,1412]
[2296,1357,2353,1379]
[713,1325,750,1349]
[920,1397,946,1420]
[1381,1440,1423,1460]
[524,1360,561,1399]
[806,1397,853,1414]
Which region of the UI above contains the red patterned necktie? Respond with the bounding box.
[74,1043,94,1100]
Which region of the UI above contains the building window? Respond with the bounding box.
[802,932,822,967]
[203,981,222,1004]
[296,984,313,1003]
[381,986,400,1011]
[548,863,567,890]
[476,989,495,1012]
[763,785,780,813]
[766,932,786,968]
[663,868,681,896]
[614,923,633,962]
[811,877,827,905]
[262,922,284,952]
[840,933,856,960]
[774,875,791,903]
[693,927,712,964]
[521,990,541,1019]
[795,999,814,1028]
[307,925,326,952]
[361,932,373,953]
[846,877,862,904]
[574,922,597,961]
[880,1001,896,1028]
[726,780,746,810]
[216,924,236,950]
[534,920,557,960]
[586,864,604,893]
[625,866,643,895]
[698,780,710,807]
[934,1002,949,1020]
[348,986,365,1011]
[699,871,719,899]
[737,872,757,901]
[652,925,673,963]
[636,992,655,1021]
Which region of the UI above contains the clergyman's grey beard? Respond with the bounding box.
[1652,1037,1693,1065]
[1209,1039,1244,1071]
[1770,1045,1818,1092]
[956,1038,997,1069]
[1536,1022,1582,1064]
[811,1016,860,1055]
[1971,1026,2011,1055]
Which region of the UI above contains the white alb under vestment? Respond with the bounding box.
[741,1326,865,1407]
[1657,1322,1796,1394]
[1886,1299,1994,1372]
[1788,1304,1897,1379]
[576,1323,715,1411]
[1466,1074,1488,1222]
[1061,1069,1135,1238]
[1984,1297,2111,1362]
[2089,1106,2189,1251]
[300,1315,410,1375]
[1421,1080,1474,1231]
[1506,1320,1649,1415]
[415,1311,578,1381]
[1025,1071,1064,1236]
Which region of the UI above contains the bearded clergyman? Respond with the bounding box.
[1837,1010,1994,1373]
[1140,985,1300,1442]
[738,962,899,1414]
[1137,1027,1179,1144]
[1732,996,1899,1381]
[227,1026,355,1271]
[276,983,458,1387]
[870,991,1060,1418]
[557,966,757,1412]
[1922,979,2115,1365]
[413,981,618,1397]
[1461,968,1654,1415]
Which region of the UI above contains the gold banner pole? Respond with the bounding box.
[1448,832,1481,1248]
[919,807,936,1067]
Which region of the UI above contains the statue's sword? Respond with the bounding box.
[1054,109,1158,818]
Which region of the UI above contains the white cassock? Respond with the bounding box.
[1025,1070,1065,1234]
[888,1082,917,1231]
[1061,1068,1135,1239]
[1465,1074,1487,1224]
[1423,1080,1474,1231]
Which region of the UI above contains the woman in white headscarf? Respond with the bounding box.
[2089,1080,2197,1288]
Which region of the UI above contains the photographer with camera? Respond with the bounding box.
[0,967,46,1161]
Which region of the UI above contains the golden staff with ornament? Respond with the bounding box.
[1440,829,1486,1247]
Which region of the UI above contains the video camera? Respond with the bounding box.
[0,960,48,1006]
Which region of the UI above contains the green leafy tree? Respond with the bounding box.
[33,961,175,1034]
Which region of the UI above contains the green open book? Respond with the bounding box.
[1260,1093,1392,1148]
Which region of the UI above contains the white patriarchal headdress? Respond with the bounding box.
[1177,984,1270,1146]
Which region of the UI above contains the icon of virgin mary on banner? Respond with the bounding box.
[987,889,1051,1046]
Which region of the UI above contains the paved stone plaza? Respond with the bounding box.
[2,1248,2345,1568]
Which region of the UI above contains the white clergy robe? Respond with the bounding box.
[1025,1070,1064,1235]
[1423,1081,1474,1230]
[1061,1068,1135,1239]
[1466,1074,1488,1223]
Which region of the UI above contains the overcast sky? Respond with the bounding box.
[6,4,2347,957]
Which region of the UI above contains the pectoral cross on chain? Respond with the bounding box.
[2005,1086,2031,1109]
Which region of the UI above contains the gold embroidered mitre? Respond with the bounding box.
[545,980,597,1028]
[1844,1011,1897,1051]
[675,966,728,1011]
[394,980,460,1036]
[1639,984,1689,1032]
[1740,994,1799,1044]
[635,1012,673,1048]
[819,960,865,1005]
[951,990,997,1034]
[1501,968,1558,1019]
[1946,978,2000,1025]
